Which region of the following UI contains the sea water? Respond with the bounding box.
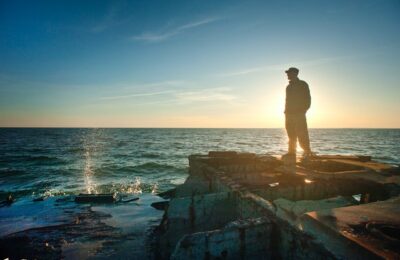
[0,128,399,257]
[1,128,399,201]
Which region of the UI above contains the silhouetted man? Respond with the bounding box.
[284,67,312,157]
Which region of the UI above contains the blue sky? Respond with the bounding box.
[1,0,399,127]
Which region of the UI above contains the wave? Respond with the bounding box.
[133,162,185,171]
[113,153,133,158]
[0,169,29,180]
[235,142,253,145]
[29,155,59,161]
[93,162,187,176]
[66,147,85,153]
[0,188,34,199]
[114,152,161,159]
[1,155,66,164]
[26,155,67,165]
[373,155,397,164]
[26,148,47,153]
[116,141,128,147]
[140,153,161,159]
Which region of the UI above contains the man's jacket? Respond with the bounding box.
[285,79,311,114]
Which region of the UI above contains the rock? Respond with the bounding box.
[33,196,48,202]
[74,193,116,203]
[151,201,169,210]
[0,194,15,207]
[157,188,176,199]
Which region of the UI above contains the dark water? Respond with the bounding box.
[1,128,399,200]
[0,128,399,257]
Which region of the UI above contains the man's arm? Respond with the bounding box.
[284,86,289,113]
[304,83,311,111]
[298,82,311,113]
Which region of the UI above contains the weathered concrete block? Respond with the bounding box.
[237,192,276,219]
[274,196,354,221]
[160,191,239,256]
[171,217,273,260]
[274,220,337,260]
[175,175,211,198]
[167,192,237,229]
[208,151,238,157]
[157,151,400,259]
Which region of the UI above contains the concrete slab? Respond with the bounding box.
[299,196,400,259]
[274,196,354,218]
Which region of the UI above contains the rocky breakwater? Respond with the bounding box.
[155,151,400,259]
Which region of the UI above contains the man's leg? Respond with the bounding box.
[296,114,311,153]
[285,114,297,154]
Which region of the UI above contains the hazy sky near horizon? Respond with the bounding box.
[1,0,399,128]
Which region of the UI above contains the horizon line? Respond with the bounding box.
[1,127,399,130]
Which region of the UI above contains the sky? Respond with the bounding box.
[0,0,399,128]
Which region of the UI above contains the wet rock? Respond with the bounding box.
[120,197,139,203]
[158,188,176,199]
[33,196,48,202]
[151,201,169,211]
[0,194,15,207]
[74,193,116,203]
[0,206,115,259]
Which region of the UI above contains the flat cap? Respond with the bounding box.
[285,67,299,74]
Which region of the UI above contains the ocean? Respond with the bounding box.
[0,128,399,258]
[1,128,399,199]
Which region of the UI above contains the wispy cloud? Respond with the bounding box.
[175,87,236,102]
[99,80,187,100]
[131,17,220,43]
[100,85,237,104]
[123,80,186,89]
[100,90,175,100]
[218,55,359,78]
[218,65,278,77]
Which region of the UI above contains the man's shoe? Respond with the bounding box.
[282,152,296,157]
[302,151,316,159]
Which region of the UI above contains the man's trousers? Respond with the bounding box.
[285,113,311,154]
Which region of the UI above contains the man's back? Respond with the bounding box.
[285,79,311,114]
